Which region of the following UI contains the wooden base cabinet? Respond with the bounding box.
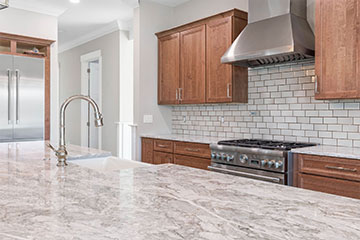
[156,9,248,105]
[294,154,360,199]
[298,173,360,199]
[141,137,211,170]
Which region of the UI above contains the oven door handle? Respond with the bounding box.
[208,166,281,183]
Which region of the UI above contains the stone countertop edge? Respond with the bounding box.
[291,145,360,160]
[141,134,232,145]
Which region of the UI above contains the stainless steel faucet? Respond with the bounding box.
[49,95,104,167]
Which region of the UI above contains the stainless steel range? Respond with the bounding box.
[209,139,317,185]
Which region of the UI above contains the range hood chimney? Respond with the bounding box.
[0,0,9,10]
[221,0,315,68]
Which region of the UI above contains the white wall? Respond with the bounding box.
[133,1,175,160]
[0,8,59,143]
[172,0,248,27]
[59,31,121,155]
[119,31,134,123]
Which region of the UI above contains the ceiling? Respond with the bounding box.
[146,0,191,7]
[9,0,190,51]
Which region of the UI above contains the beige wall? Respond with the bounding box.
[133,2,175,160]
[172,0,248,27]
[59,31,120,155]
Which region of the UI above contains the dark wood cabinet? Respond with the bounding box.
[154,151,173,164]
[315,0,360,100]
[156,9,248,105]
[141,137,211,170]
[141,138,154,164]
[180,25,206,104]
[298,173,360,199]
[294,154,360,199]
[158,33,180,105]
[174,154,211,170]
[206,16,248,103]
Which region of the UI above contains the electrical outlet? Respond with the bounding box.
[143,115,153,124]
[220,116,225,123]
[183,116,187,123]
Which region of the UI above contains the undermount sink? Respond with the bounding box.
[68,156,150,172]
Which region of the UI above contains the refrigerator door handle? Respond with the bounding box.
[15,69,19,124]
[7,69,11,124]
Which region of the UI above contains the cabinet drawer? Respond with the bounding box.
[298,173,360,199]
[174,141,210,158]
[298,154,360,182]
[174,154,211,170]
[154,151,173,165]
[154,139,173,153]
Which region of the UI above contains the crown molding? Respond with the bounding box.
[58,21,119,53]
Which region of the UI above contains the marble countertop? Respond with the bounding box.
[292,145,360,160]
[0,141,360,239]
[141,133,228,145]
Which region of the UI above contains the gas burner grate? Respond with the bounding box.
[218,139,317,151]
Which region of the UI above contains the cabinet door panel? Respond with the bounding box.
[154,151,173,165]
[174,154,210,170]
[141,138,154,164]
[180,25,206,104]
[315,0,360,99]
[206,17,233,103]
[158,33,180,105]
[298,173,360,199]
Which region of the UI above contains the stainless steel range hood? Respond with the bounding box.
[221,0,314,68]
[0,0,9,10]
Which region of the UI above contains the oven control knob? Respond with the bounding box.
[216,154,221,160]
[239,154,248,164]
[268,160,275,168]
[227,155,234,162]
[261,160,268,167]
[221,154,227,161]
[275,161,283,169]
[211,153,216,159]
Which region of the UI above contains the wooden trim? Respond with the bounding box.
[10,40,16,53]
[155,9,247,38]
[0,32,55,46]
[0,51,46,59]
[44,46,51,140]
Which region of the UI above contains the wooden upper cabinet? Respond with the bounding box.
[156,9,248,105]
[158,33,180,105]
[206,16,248,103]
[315,0,360,99]
[180,25,206,104]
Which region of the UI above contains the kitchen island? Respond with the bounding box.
[0,141,359,240]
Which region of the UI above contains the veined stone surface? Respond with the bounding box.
[0,141,359,239]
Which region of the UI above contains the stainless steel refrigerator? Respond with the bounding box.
[0,54,45,142]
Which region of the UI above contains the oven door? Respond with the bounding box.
[208,163,285,184]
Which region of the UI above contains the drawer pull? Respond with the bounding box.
[325,165,357,172]
[157,144,168,148]
[185,148,200,152]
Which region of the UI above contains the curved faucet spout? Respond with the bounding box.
[51,95,104,167]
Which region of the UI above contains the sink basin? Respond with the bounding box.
[68,156,150,172]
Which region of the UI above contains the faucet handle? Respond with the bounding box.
[48,143,58,153]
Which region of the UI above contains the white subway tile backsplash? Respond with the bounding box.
[172,60,360,147]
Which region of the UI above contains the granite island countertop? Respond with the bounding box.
[0,141,360,239]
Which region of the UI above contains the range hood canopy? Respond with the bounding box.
[0,0,9,10]
[221,0,315,68]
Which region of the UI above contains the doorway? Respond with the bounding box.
[80,50,102,149]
